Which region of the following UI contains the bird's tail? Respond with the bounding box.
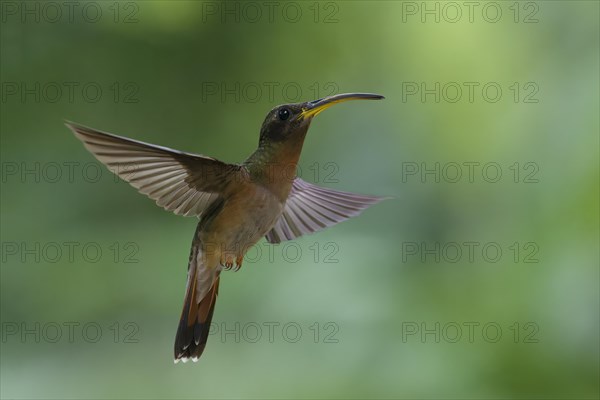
[174,242,221,363]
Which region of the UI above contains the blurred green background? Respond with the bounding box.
[1,1,598,399]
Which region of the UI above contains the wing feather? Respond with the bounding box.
[265,178,387,243]
[67,121,239,217]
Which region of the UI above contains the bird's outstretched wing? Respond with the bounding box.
[66,121,239,217]
[265,178,386,243]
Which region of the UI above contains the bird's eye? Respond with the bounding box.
[278,108,291,121]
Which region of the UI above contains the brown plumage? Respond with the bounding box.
[67,93,386,363]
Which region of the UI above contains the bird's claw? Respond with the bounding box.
[221,254,234,270]
[221,254,243,271]
[234,256,244,272]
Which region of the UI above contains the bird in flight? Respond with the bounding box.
[66,93,386,363]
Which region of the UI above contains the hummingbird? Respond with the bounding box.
[66,93,386,363]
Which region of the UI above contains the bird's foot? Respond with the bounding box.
[220,254,243,271]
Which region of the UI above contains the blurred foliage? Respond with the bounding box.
[1,1,598,399]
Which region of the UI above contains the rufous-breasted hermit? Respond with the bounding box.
[66,93,387,363]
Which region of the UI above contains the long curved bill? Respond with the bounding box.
[299,93,385,120]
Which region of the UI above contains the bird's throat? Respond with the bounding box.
[244,138,305,199]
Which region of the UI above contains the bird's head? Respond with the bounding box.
[258,93,384,146]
